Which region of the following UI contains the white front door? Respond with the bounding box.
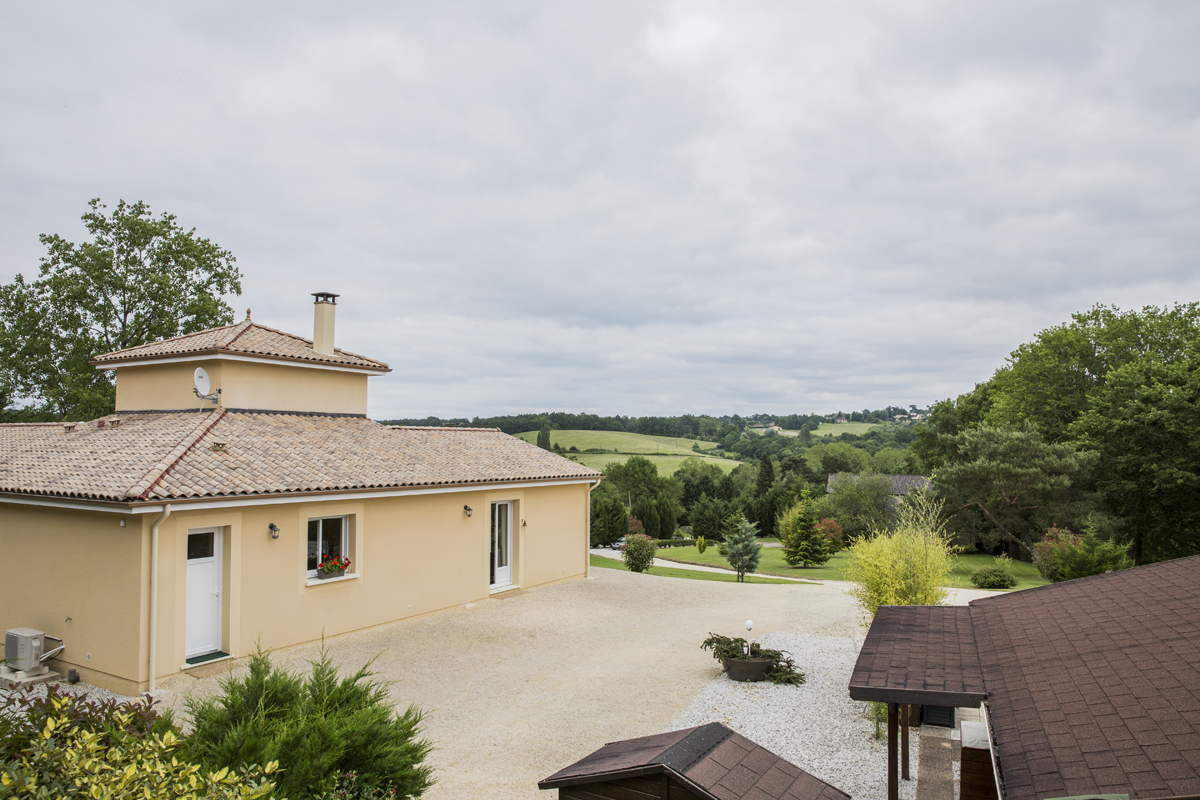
[490,502,512,588]
[185,529,222,658]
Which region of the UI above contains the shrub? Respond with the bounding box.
[628,516,645,536]
[184,646,434,800]
[1033,524,1079,581]
[696,536,708,554]
[723,513,762,581]
[778,492,832,568]
[700,633,806,686]
[1034,524,1133,582]
[1056,529,1134,582]
[622,534,658,573]
[0,690,274,799]
[0,683,173,763]
[844,493,953,620]
[816,518,844,552]
[971,556,1018,589]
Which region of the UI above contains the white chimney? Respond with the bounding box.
[312,292,339,355]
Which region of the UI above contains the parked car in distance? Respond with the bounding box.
[610,537,626,550]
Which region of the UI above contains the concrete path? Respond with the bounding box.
[589,547,820,582]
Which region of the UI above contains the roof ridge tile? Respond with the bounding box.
[125,410,227,500]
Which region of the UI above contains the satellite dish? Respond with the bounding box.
[194,367,211,396]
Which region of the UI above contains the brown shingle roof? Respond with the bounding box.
[971,557,1200,800]
[847,556,1200,800]
[538,723,851,800]
[0,411,598,503]
[90,319,390,372]
[848,606,987,707]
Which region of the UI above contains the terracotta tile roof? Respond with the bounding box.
[0,411,599,503]
[847,556,1200,800]
[90,319,389,372]
[848,606,987,707]
[539,723,850,800]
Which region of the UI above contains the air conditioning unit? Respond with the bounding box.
[1,628,64,688]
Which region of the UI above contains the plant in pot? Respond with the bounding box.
[317,554,350,579]
[701,632,806,685]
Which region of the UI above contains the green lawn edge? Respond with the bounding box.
[654,548,1049,590]
[589,554,805,585]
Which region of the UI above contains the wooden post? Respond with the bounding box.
[888,702,899,800]
[901,703,910,781]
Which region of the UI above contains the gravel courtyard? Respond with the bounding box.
[151,569,996,800]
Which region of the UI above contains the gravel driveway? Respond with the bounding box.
[151,570,996,800]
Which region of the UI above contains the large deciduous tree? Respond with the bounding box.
[1071,354,1200,564]
[0,199,241,420]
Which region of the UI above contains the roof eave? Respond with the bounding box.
[90,349,391,373]
[848,686,988,707]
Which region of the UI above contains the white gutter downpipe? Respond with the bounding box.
[147,504,171,694]
[586,479,601,579]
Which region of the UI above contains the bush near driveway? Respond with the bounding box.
[622,534,658,573]
[844,493,954,620]
[183,646,434,800]
[0,687,275,800]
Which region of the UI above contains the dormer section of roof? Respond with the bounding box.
[91,295,390,416]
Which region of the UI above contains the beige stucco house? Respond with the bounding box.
[0,294,600,694]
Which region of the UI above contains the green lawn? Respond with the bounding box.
[514,429,718,456]
[655,547,1049,590]
[808,421,881,437]
[589,554,803,584]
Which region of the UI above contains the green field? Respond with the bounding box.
[515,429,718,455]
[589,554,801,584]
[808,422,881,437]
[514,430,733,475]
[567,452,738,475]
[655,547,1049,590]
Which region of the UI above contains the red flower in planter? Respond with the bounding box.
[319,554,351,573]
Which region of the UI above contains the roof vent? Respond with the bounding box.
[63,422,77,432]
[210,441,227,453]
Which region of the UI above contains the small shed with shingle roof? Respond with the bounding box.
[538,722,851,800]
[1,294,601,695]
[848,555,1200,800]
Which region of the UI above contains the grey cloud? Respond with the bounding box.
[2,1,1198,419]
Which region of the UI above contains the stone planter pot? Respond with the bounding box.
[317,568,345,580]
[721,656,774,682]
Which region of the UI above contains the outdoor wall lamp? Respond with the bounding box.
[269,523,280,539]
[463,505,472,518]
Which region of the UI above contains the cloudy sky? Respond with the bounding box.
[2,2,1198,420]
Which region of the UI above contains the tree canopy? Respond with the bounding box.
[0,199,242,420]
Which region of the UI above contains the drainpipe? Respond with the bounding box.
[147,504,171,694]
[586,480,601,578]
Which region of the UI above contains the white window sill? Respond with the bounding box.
[306,572,360,587]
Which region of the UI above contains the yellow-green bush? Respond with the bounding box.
[0,695,277,800]
[844,492,954,620]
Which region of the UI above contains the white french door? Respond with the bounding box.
[185,529,222,658]
[490,502,512,588]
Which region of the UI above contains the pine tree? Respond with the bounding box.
[755,457,775,497]
[724,513,762,581]
[536,424,552,450]
[779,492,832,567]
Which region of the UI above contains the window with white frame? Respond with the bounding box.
[307,516,349,576]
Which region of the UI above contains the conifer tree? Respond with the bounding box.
[536,424,552,450]
[724,513,762,582]
[779,491,832,567]
[755,457,775,497]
